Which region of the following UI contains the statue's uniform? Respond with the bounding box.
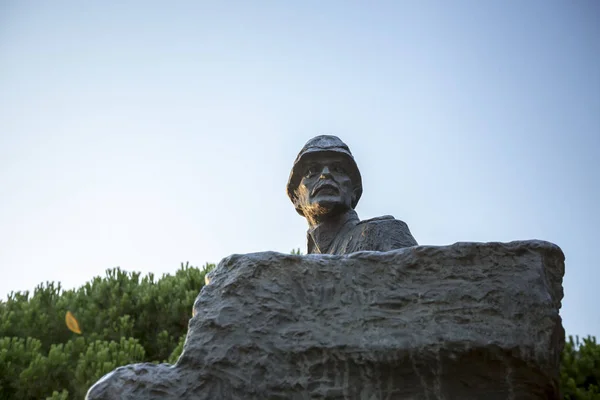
[306,210,418,255]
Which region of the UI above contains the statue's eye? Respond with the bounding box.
[332,164,345,173]
[305,168,316,178]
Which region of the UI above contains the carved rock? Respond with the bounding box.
[86,240,565,400]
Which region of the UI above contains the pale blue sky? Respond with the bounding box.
[1,1,598,338]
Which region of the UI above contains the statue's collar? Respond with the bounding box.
[307,209,359,254]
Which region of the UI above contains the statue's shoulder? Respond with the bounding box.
[358,215,407,226]
[354,215,418,248]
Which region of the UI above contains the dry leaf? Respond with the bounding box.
[65,311,82,334]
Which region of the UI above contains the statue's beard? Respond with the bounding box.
[294,186,349,226]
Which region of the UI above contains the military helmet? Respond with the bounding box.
[287,135,363,216]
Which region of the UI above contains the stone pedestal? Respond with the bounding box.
[86,240,565,400]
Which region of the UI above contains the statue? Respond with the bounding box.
[85,134,565,400]
[287,135,418,254]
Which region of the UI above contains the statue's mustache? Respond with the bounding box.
[311,180,339,196]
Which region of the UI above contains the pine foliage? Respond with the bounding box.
[0,262,214,400]
[561,335,600,399]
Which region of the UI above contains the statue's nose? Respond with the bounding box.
[320,166,331,178]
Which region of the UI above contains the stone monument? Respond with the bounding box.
[86,135,565,400]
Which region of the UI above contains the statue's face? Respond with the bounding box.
[295,152,356,221]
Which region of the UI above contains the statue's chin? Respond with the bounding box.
[308,201,350,219]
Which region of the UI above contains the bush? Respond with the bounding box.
[0,262,214,400]
[561,335,600,399]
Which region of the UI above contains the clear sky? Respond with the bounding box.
[1,1,598,338]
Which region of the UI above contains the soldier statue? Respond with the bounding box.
[287,135,418,255]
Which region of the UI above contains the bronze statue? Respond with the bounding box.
[287,135,418,254]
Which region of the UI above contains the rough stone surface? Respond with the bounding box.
[86,240,565,400]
